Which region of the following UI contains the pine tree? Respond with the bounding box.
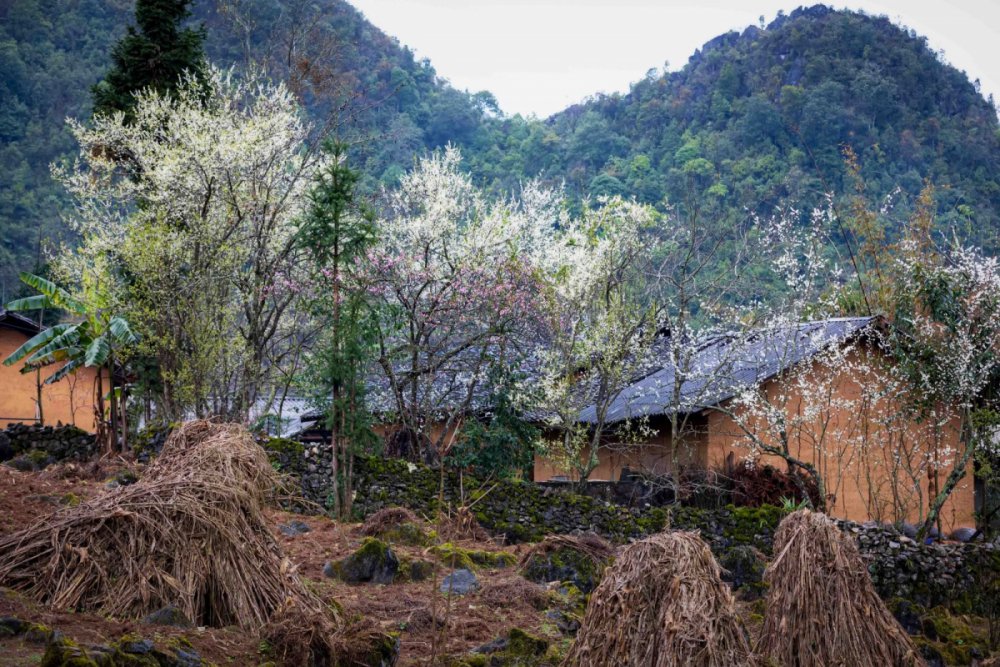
[298,140,379,519]
[92,0,206,120]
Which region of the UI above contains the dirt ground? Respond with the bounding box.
[0,463,558,666]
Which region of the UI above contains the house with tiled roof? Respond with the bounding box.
[534,317,976,533]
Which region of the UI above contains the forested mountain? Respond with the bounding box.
[0,0,500,294]
[2,1,999,295]
[534,6,1000,248]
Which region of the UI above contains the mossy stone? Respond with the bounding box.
[41,638,97,667]
[25,448,53,469]
[918,607,990,664]
[506,628,548,658]
[430,543,515,571]
[378,521,431,546]
[25,623,55,644]
[521,547,607,594]
[329,538,399,584]
[455,628,553,666]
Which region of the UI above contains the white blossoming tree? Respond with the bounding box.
[54,67,321,420]
[890,240,1000,537]
[361,147,550,463]
[532,196,661,484]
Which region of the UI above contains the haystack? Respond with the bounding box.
[520,533,615,566]
[563,531,755,667]
[438,505,493,543]
[759,509,925,667]
[0,420,379,663]
[360,506,423,536]
[519,533,616,593]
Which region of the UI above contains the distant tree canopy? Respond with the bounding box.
[2,2,999,297]
[92,0,207,120]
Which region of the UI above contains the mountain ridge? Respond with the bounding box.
[1,1,998,293]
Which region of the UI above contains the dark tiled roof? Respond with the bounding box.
[0,309,43,336]
[577,317,876,424]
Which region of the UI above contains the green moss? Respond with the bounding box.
[522,547,608,594]
[41,638,97,667]
[727,505,784,546]
[448,629,551,666]
[262,436,305,459]
[163,635,194,650]
[24,623,54,644]
[25,448,51,467]
[636,507,667,533]
[506,628,548,657]
[919,607,991,664]
[430,543,516,570]
[399,558,436,582]
[378,521,431,546]
[60,493,81,507]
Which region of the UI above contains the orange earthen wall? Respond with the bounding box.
[533,346,977,532]
[532,422,705,482]
[0,328,101,432]
[701,352,976,532]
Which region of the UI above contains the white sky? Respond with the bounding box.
[350,0,1000,118]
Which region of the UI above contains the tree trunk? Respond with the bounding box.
[95,367,108,452]
[108,357,119,453]
[918,415,975,540]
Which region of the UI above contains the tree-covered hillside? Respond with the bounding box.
[0,0,499,294]
[533,6,1000,247]
[2,2,999,295]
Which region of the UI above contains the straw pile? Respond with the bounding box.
[478,574,548,610]
[438,505,492,543]
[759,509,925,667]
[360,506,423,536]
[519,533,615,567]
[0,421,344,647]
[563,531,756,667]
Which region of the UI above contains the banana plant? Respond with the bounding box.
[3,272,137,451]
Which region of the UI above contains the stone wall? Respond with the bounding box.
[265,440,999,612]
[0,422,97,469]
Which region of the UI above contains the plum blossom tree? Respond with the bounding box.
[706,204,854,508]
[532,196,661,484]
[362,147,548,463]
[890,239,1000,538]
[55,66,321,421]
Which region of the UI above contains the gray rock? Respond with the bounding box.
[143,605,192,628]
[328,539,399,584]
[279,520,311,537]
[0,617,27,637]
[119,637,155,654]
[949,527,978,542]
[5,456,33,472]
[440,568,479,595]
[473,636,508,653]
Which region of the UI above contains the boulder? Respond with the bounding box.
[278,520,311,537]
[949,527,978,543]
[520,545,608,594]
[143,605,192,628]
[326,538,399,584]
[440,568,479,595]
